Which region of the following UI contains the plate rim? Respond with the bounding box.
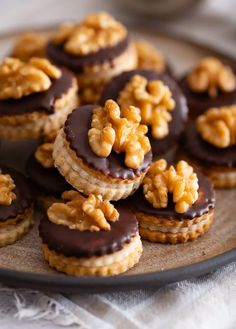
[0,26,236,292]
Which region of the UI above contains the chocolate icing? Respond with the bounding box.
[0,68,74,116]
[123,171,215,220]
[39,205,138,258]
[64,105,152,179]
[184,122,236,168]
[0,167,33,222]
[179,74,236,119]
[100,69,188,156]
[47,36,130,73]
[26,155,72,197]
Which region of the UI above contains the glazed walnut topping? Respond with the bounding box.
[35,130,57,168]
[0,171,16,206]
[135,41,166,72]
[143,159,199,213]
[52,12,127,56]
[12,32,48,61]
[0,57,61,100]
[196,105,236,148]
[47,191,119,231]
[88,99,151,169]
[187,57,236,98]
[118,75,175,139]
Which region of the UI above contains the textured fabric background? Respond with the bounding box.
[0,1,235,328]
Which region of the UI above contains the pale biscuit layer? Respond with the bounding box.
[137,209,214,244]
[42,233,142,276]
[0,79,78,140]
[53,129,146,200]
[0,207,33,247]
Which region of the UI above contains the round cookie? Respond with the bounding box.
[0,167,33,247]
[0,58,78,140]
[179,57,236,118]
[39,194,142,276]
[47,12,137,105]
[125,160,215,244]
[100,69,188,157]
[53,103,152,201]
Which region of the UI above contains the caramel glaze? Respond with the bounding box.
[26,155,72,197]
[179,74,236,119]
[39,205,138,258]
[47,36,130,74]
[100,69,188,156]
[0,68,74,116]
[0,167,33,222]
[122,171,215,220]
[64,105,152,180]
[184,121,236,168]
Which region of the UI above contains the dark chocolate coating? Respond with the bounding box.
[64,105,152,180]
[100,69,188,156]
[124,171,215,220]
[0,68,74,116]
[179,75,236,119]
[184,122,236,168]
[47,36,130,74]
[0,167,33,222]
[26,155,72,197]
[39,205,138,258]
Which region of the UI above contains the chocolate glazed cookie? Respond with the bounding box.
[100,69,188,157]
[0,167,33,247]
[39,205,142,276]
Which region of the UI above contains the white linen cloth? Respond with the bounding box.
[0,1,235,328]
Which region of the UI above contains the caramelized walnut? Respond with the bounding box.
[143,159,199,213]
[135,40,165,71]
[88,99,151,169]
[196,105,236,148]
[12,32,48,61]
[0,57,61,100]
[0,171,16,206]
[118,75,175,139]
[47,191,119,231]
[52,12,127,56]
[187,57,236,98]
[35,130,57,168]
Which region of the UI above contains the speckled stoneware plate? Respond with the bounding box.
[0,26,235,293]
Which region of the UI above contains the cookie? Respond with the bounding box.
[0,167,33,247]
[125,159,215,244]
[100,69,188,157]
[39,192,142,276]
[53,100,152,201]
[0,57,78,140]
[179,57,236,118]
[184,106,236,188]
[47,12,137,104]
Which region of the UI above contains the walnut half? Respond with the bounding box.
[0,57,61,100]
[135,40,166,72]
[88,100,151,169]
[118,75,175,139]
[143,159,199,213]
[35,130,57,168]
[0,171,16,206]
[187,57,236,98]
[52,12,127,56]
[196,105,236,148]
[47,191,119,231]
